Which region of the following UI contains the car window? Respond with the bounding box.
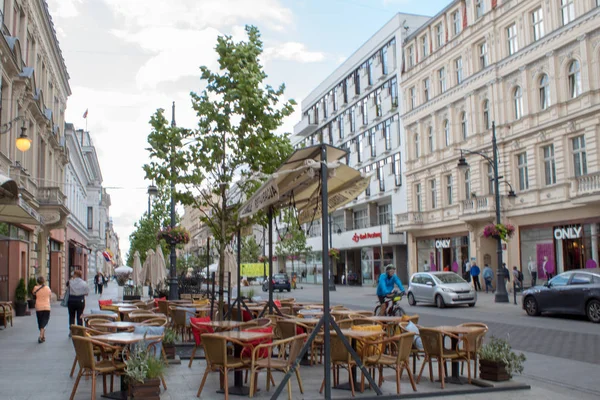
[411,275,421,284]
[549,273,570,287]
[274,274,287,279]
[422,275,434,285]
[433,273,465,284]
[571,273,593,285]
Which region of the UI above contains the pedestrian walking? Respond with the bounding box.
[512,266,523,291]
[33,276,52,343]
[68,270,89,334]
[502,263,511,293]
[470,261,481,291]
[482,264,494,293]
[527,256,537,287]
[93,272,100,294]
[97,272,104,295]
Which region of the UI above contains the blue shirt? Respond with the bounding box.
[376,273,405,296]
[470,265,481,276]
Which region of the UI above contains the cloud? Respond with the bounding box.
[264,42,326,63]
[47,0,83,18]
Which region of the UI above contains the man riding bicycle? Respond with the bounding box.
[377,265,405,315]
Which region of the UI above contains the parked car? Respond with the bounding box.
[522,268,600,323]
[407,271,477,308]
[262,273,291,292]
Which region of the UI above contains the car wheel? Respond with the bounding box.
[468,303,476,307]
[287,288,291,292]
[279,289,283,293]
[524,296,540,316]
[407,292,417,306]
[435,295,445,309]
[586,299,600,323]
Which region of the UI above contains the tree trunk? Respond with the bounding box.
[218,183,226,321]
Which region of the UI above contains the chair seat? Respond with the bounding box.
[365,354,396,365]
[442,350,463,359]
[255,358,287,369]
[95,360,126,373]
[222,357,247,369]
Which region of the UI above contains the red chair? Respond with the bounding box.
[188,317,214,368]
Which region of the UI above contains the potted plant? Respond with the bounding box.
[157,226,190,246]
[14,278,28,317]
[329,248,341,261]
[27,277,38,309]
[163,328,177,359]
[124,285,142,301]
[483,223,516,242]
[478,336,526,381]
[125,340,166,399]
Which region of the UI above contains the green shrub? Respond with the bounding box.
[478,336,526,376]
[28,277,38,297]
[125,338,166,383]
[15,279,27,303]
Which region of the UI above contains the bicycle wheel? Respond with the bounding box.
[394,306,406,317]
[373,305,381,316]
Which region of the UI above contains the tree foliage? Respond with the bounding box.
[275,210,312,273]
[241,235,262,264]
[144,25,295,317]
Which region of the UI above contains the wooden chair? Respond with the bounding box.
[417,328,471,389]
[69,336,126,400]
[361,332,418,394]
[83,314,117,326]
[0,302,14,328]
[196,334,251,399]
[141,316,169,327]
[157,300,170,318]
[69,325,106,378]
[130,314,159,323]
[319,335,358,397]
[248,334,306,399]
[337,319,353,329]
[171,308,192,342]
[459,324,488,378]
[352,318,383,327]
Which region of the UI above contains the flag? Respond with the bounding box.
[83,109,88,119]
[102,250,113,262]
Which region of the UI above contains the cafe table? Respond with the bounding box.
[192,320,246,332]
[110,302,135,308]
[297,309,323,317]
[94,333,163,400]
[365,316,407,336]
[433,325,482,384]
[212,330,274,396]
[93,321,143,332]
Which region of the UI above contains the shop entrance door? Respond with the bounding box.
[562,239,584,271]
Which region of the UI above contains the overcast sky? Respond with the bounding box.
[46,0,449,262]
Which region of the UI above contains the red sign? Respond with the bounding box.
[352,232,382,243]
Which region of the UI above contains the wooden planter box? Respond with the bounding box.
[479,359,511,381]
[164,344,176,359]
[130,377,161,399]
[123,295,141,301]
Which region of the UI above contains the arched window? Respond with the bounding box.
[568,60,581,98]
[444,119,450,146]
[464,169,471,199]
[414,133,420,158]
[539,74,550,110]
[482,100,490,130]
[513,86,523,120]
[428,126,434,153]
[461,112,468,140]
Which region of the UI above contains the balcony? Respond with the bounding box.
[572,172,600,204]
[395,212,424,230]
[460,195,495,221]
[38,187,66,206]
[293,115,318,137]
[37,187,69,228]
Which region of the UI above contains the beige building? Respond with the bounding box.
[396,0,600,284]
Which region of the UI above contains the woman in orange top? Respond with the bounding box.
[33,276,52,343]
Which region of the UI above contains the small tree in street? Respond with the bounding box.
[144,26,295,318]
[275,210,312,275]
[241,235,262,264]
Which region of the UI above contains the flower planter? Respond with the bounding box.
[27,299,36,309]
[129,378,161,399]
[164,344,176,359]
[123,295,141,301]
[479,359,511,382]
[14,301,27,317]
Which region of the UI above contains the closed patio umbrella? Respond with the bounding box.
[142,249,155,285]
[154,245,168,286]
[132,251,142,286]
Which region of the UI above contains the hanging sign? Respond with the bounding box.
[435,239,451,249]
[352,232,382,243]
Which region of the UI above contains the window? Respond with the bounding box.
[367,58,373,86]
[517,152,529,191]
[421,35,429,58]
[390,77,398,106]
[549,273,571,287]
[568,60,581,99]
[560,0,575,26]
[353,209,369,229]
[378,204,391,225]
[381,46,388,75]
[87,207,93,230]
[452,10,461,35]
[377,162,385,192]
[409,86,416,110]
[423,78,430,101]
[479,41,488,69]
[487,163,495,194]
[415,183,422,212]
[370,129,376,157]
[446,175,453,205]
[350,107,356,132]
[375,91,382,117]
[392,153,401,186]
[532,7,545,41]
[455,57,463,84]
[464,169,471,199]
[475,0,485,19]
[572,135,588,177]
[571,273,593,285]
[543,144,556,186]
[384,120,391,150]
[430,179,437,209]
[513,86,523,120]
[361,100,368,126]
[461,112,468,140]
[357,134,363,163]
[407,45,415,68]
[443,119,450,146]
[354,70,360,95]
[438,67,446,93]
[323,97,328,120]
[435,23,443,48]
[343,79,348,104]
[428,126,434,153]
[539,74,550,110]
[414,133,420,158]
[507,23,518,56]
[338,117,344,139]
[483,100,490,130]
[332,89,338,111]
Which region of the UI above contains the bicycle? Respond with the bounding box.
[373,290,406,317]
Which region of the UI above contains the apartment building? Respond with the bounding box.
[291,13,430,285]
[397,0,600,283]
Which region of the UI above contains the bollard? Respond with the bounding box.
[513,281,517,305]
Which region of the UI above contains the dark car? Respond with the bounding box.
[522,268,600,323]
[262,273,291,292]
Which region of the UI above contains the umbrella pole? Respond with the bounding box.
[237,229,242,322]
[268,206,274,315]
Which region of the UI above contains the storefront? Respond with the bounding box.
[416,234,469,274]
[520,220,600,279]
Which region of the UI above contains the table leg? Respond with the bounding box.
[444,337,469,385]
[216,344,251,396]
[101,375,128,400]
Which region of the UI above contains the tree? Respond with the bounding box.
[241,235,262,264]
[275,210,312,274]
[144,25,295,318]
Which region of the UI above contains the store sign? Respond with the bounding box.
[352,232,382,243]
[554,226,582,240]
[435,239,451,249]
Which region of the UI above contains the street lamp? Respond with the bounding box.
[168,101,178,300]
[328,214,343,291]
[147,183,158,216]
[457,121,514,303]
[1,116,32,152]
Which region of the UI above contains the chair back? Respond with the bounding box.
[157,300,169,316]
[141,316,169,327]
[172,309,189,327]
[72,336,98,370]
[254,318,271,328]
[201,334,228,366]
[70,324,89,338]
[396,332,416,363]
[83,314,117,326]
[336,319,353,329]
[287,334,308,366]
[352,318,381,327]
[461,327,486,353]
[418,328,444,357]
[330,335,351,363]
[130,314,159,323]
[277,320,297,340]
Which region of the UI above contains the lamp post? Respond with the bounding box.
[147,183,158,216]
[1,116,32,152]
[457,121,516,303]
[168,101,178,300]
[328,214,342,291]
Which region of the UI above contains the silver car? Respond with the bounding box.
[407,272,477,308]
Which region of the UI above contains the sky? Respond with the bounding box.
[46,0,450,262]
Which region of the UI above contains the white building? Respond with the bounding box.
[291,13,430,285]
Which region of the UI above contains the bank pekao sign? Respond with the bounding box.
[352,232,382,243]
[435,239,451,249]
[554,226,582,240]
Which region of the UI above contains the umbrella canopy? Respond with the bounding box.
[224,249,238,285]
[132,251,142,286]
[154,245,168,286]
[114,265,133,274]
[141,249,155,285]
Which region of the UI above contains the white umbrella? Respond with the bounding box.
[142,249,155,285]
[132,251,142,286]
[114,265,132,274]
[154,245,168,286]
[224,249,238,286]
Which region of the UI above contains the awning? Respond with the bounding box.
[240,144,370,222]
[68,239,91,251]
[0,197,44,225]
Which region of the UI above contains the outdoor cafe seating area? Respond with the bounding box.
[68,294,491,399]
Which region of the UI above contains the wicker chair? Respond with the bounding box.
[141,316,169,327]
[171,308,193,342]
[0,302,14,328]
[83,314,117,326]
[188,318,214,368]
[130,314,160,323]
[417,328,471,389]
[458,324,488,378]
[319,335,358,397]
[69,336,126,400]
